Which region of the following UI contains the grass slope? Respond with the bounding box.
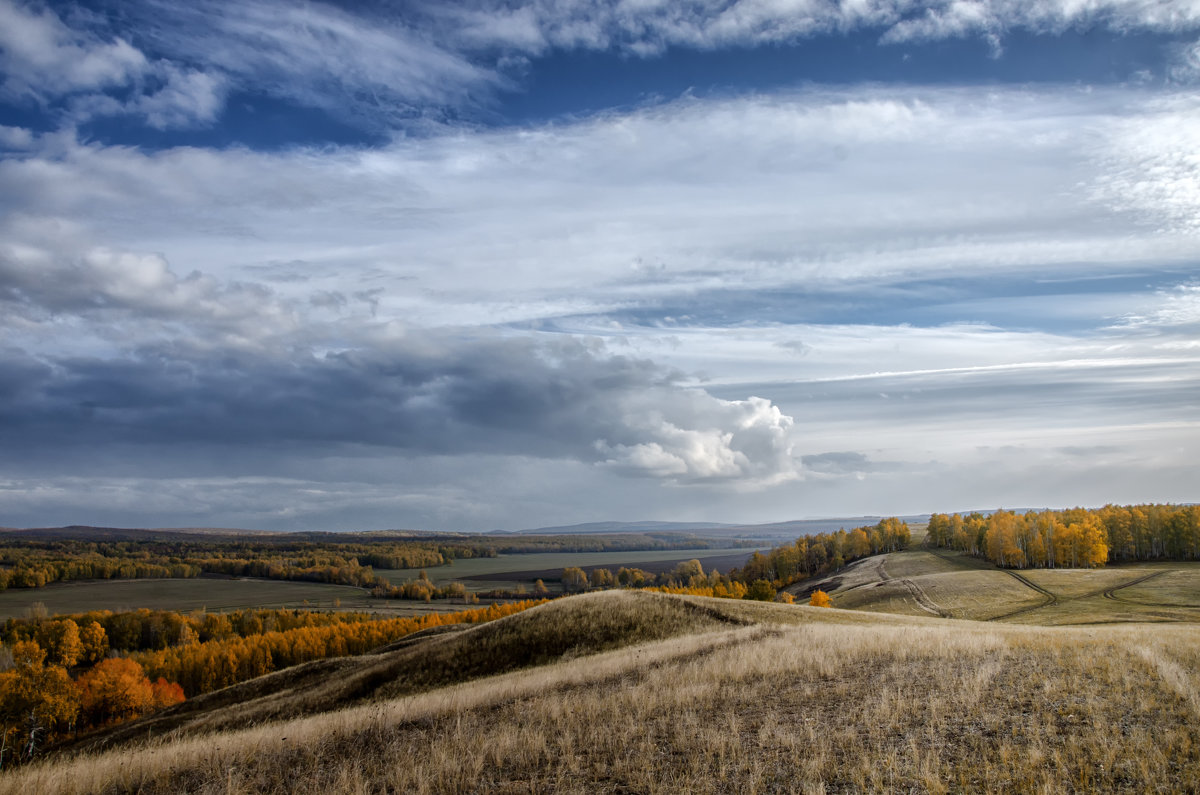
[6,590,1198,794]
[54,591,740,755]
[794,547,1200,625]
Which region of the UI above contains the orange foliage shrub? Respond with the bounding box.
[809,590,832,608]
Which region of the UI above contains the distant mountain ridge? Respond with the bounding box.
[0,515,934,541]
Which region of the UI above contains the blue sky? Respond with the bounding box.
[1,1,1198,531]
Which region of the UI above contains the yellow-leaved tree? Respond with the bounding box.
[809,589,832,608]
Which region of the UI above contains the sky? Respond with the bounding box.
[0,1,1198,532]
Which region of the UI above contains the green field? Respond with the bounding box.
[0,578,475,620]
[375,547,760,591]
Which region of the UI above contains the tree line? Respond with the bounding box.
[0,531,757,594]
[0,599,547,767]
[556,518,912,601]
[926,504,1200,569]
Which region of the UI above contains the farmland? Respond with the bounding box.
[0,546,764,619]
[375,546,762,591]
[0,576,473,620]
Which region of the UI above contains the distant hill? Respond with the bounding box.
[1,515,933,542]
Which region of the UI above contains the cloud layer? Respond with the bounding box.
[1,5,1198,528]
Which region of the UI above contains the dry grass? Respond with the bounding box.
[7,591,1200,794]
[56,590,734,753]
[799,548,1200,627]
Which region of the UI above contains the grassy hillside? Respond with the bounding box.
[6,588,1200,794]
[794,546,1200,625]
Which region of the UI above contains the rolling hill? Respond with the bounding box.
[8,575,1200,793]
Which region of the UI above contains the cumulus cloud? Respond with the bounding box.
[0,219,297,348]
[597,394,797,483]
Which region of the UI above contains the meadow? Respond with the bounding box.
[795,545,1200,625]
[6,590,1198,793]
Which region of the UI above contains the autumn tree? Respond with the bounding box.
[589,567,614,588]
[809,590,833,608]
[78,621,109,664]
[561,567,588,592]
[77,657,183,727]
[36,620,83,668]
[77,658,154,726]
[745,579,776,601]
[0,641,78,764]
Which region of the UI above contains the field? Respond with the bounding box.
[8,590,1199,793]
[375,546,761,591]
[0,547,761,619]
[793,546,1200,625]
[0,577,471,620]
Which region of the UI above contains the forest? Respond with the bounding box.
[926,504,1200,568]
[0,600,545,767]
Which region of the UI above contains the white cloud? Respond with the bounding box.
[130,0,506,126]
[135,66,226,129]
[0,0,148,97]
[1092,94,1200,234]
[1115,282,1200,328]
[0,124,32,149]
[433,0,1200,56]
[2,81,1199,526]
[598,393,798,484]
[3,86,1195,328]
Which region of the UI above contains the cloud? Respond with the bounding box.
[0,0,148,98]
[0,0,500,132]
[6,0,1200,140]
[0,329,800,485]
[432,0,1200,57]
[0,124,33,149]
[5,85,1197,333]
[1091,93,1200,234]
[1114,282,1200,329]
[597,394,797,483]
[0,218,298,348]
[801,451,872,475]
[1,79,1198,527]
[120,0,506,128]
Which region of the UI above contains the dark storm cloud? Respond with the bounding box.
[0,335,799,483]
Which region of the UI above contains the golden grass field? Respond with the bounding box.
[5,531,1200,794]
